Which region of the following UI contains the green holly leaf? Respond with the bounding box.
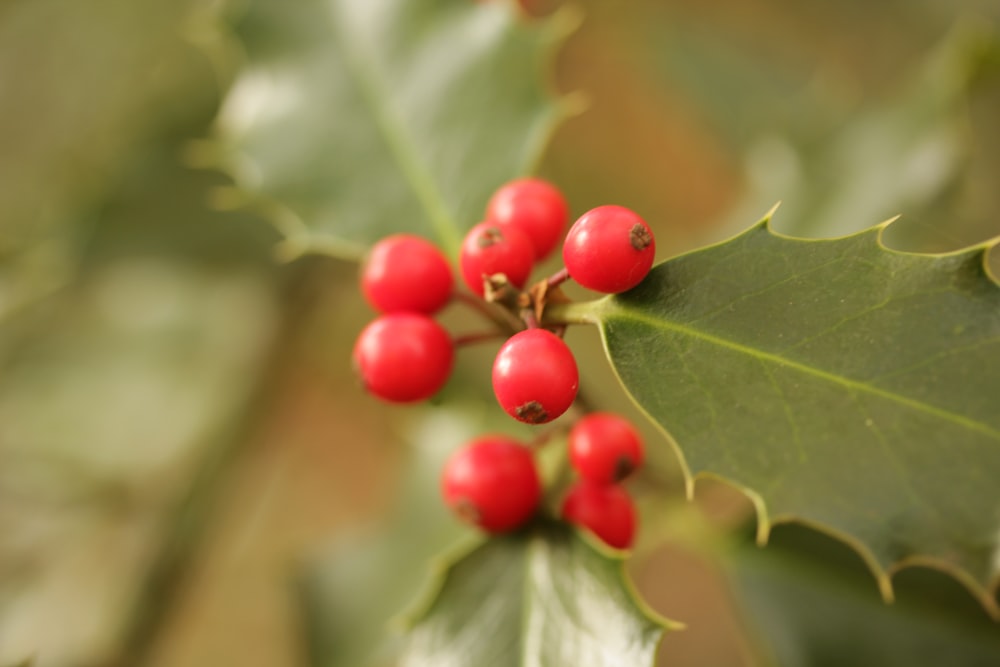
[401,522,675,667]
[647,11,1000,254]
[213,0,569,260]
[555,210,1000,614]
[730,525,1000,666]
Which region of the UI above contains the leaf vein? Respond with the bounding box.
[760,363,806,464]
[870,335,1000,383]
[608,307,1000,440]
[328,4,460,254]
[687,255,847,326]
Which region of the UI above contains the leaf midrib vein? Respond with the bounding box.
[609,307,1000,441]
[329,5,460,255]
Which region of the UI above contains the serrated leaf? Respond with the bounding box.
[648,12,1000,252]
[401,523,673,667]
[730,525,1000,667]
[569,214,1000,612]
[215,0,566,259]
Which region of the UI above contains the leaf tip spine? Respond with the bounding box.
[876,572,896,605]
[683,476,695,502]
[982,237,1000,287]
[760,201,782,227]
[750,494,771,547]
[870,213,901,248]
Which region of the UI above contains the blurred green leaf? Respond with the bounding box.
[737,23,1000,249]
[297,409,475,667]
[729,525,1000,667]
[401,522,673,667]
[651,12,1000,251]
[0,0,224,315]
[568,214,1000,610]
[215,0,568,260]
[0,263,276,665]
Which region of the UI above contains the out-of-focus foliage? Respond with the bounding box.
[297,408,471,667]
[1,0,999,665]
[631,0,1000,254]
[214,0,568,260]
[729,525,1000,667]
[0,1,279,665]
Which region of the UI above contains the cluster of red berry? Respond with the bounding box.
[352,178,656,548]
[442,412,644,549]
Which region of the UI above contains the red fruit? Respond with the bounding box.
[459,222,535,297]
[353,313,453,403]
[361,234,453,314]
[441,435,541,533]
[561,481,637,549]
[486,178,569,261]
[569,412,645,484]
[492,329,578,424]
[562,205,655,293]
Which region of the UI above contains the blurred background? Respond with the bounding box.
[1,0,998,665]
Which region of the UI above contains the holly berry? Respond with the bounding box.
[441,435,541,533]
[486,178,569,261]
[361,234,453,314]
[492,328,578,424]
[562,205,656,293]
[459,221,535,297]
[352,313,453,403]
[568,412,645,484]
[561,481,637,549]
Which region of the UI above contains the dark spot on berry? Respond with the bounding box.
[629,224,652,251]
[613,456,636,482]
[515,401,548,424]
[477,226,505,248]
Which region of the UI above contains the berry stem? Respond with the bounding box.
[546,267,571,289]
[452,290,522,333]
[541,300,601,326]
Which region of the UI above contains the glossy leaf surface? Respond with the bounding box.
[216,0,564,259]
[401,523,671,667]
[586,215,1000,609]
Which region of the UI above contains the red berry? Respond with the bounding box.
[486,178,569,261]
[492,329,578,424]
[361,234,453,314]
[441,435,541,533]
[569,412,645,484]
[562,205,655,293]
[459,221,535,297]
[353,313,453,403]
[561,481,637,549]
